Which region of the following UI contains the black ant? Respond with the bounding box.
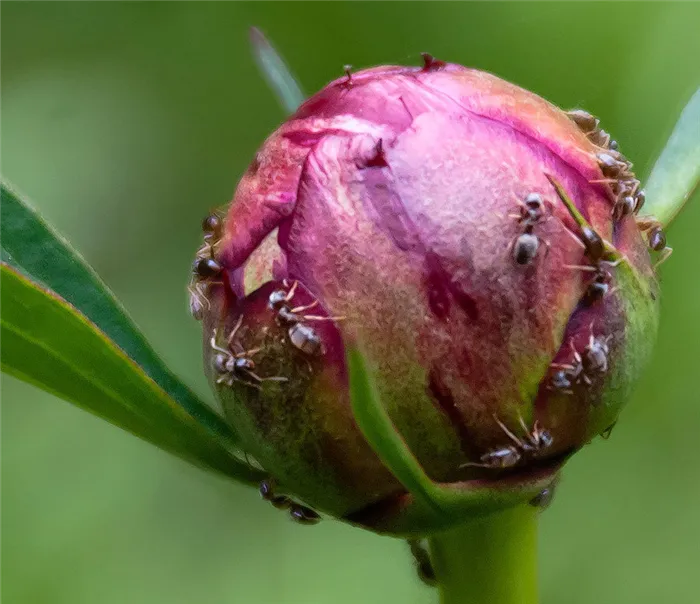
[636,217,673,267]
[529,480,558,510]
[408,539,437,587]
[268,281,344,356]
[289,505,321,525]
[189,211,225,320]
[259,479,292,510]
[566,259,621,305]
[551,327,611,392]
[509,193,552,265]
[566,109,599,134]
[210,318,287,388]
[260,480,321,525]
[461,414,553,470]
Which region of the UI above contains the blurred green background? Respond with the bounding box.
[2,2,700,603]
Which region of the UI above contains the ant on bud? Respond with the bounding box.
[268,280,344,356]
[530,480,558,510]
[210,318,288,388]
[509,192,552,265]
[550,326,611,392]
[461,414,553,470]
[260,480,321,525]
[189,211,225,320]
[565,259,621,305]
[289,504,321,525]
[596,152,632,180]
[566,109,599,134]
[636,217,673,267]
[408,539,437,587]
[259,479,292,510]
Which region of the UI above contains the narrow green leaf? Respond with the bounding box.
[250,27,304,115]
[0,181,237,448]
[643,87,700,227]
[1,263,265,485]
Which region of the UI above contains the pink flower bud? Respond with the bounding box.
[194,61,660,533]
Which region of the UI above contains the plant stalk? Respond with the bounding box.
[428,505,538,604]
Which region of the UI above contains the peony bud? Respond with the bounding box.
[194,60,661,535]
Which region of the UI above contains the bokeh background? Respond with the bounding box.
[2,2,700,603]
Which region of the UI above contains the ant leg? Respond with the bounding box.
[190,283,212,309]
[635,217,659,232]
[517,414,538,448]
[550,362,576,371]
[210,332,232,356]
[561,224,588,250]
[290,300,319,314]
[227,315,244,346]
[245,370,288,383]
[493,415,524,449]
[300,314,346,322]
[459,461,491,469]
[237,347,263,358]
[285,280,299,303]
[654,247,673,268]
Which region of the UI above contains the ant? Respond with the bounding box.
[268,281,344,356]
[461,414,553,470]
[509,193,552,265]
[596,152,632,180]
[565,259,621,305]
[566,109,599,134]
[590,129,613,149]
[260,479,292,510]
[529,480,558,510]
[259,480,321,525]
[551,327,611,391]
[636,217,673,267]
[408,539,437,587]
[189,211,225,320]
[611,179,646,221]
[210,318,287,388]
[546,174,610,265]
[613,195,637,221]
[289,505,321,525]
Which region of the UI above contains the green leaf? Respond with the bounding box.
[643,87,700,227]
[250,27,304,115]
[1,263,265,485]
[0,180,237,449]
[347,345,562,525]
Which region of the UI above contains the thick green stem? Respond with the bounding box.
[428,505,538,604]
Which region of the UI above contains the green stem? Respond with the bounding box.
[428,505,538,604]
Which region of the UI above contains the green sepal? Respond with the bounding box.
[346,345,561,535]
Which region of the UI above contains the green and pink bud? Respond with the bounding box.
[193,59,661,534]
